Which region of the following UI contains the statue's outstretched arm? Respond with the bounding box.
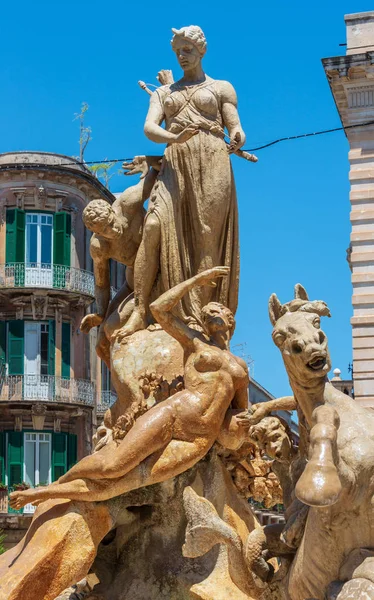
[115,167,158,215]
[92,250,111,319]
[150,266,230,349]
[121,155,162,210]
[80,242,110,334]
[249,396,296,425]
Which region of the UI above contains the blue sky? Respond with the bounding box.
[1,1,371,396]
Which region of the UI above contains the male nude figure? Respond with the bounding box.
[80,156,161,365]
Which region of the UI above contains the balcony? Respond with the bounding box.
[97,390,117,414]
[0,263,95,299]
[0,375,95,406]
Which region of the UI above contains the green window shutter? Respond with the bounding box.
[8,321,24,376]
[61,322,71,380]
[67,434,77,471]
[6,209,25,286]
[7,432,23,486]
[52,433,67,481]
[6,209,25,264]
[48,320,56,376]
[53,213,71,267]
[0,322,6,365]
[0,432,5,484]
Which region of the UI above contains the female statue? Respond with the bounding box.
[10,267,251,509]
[119,25,245,338]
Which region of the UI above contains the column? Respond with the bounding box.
[349,126,374,405]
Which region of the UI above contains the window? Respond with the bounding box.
[4,320,55,395]
[4,431,77,513]
[26,214,53,266]
[25,214,53,286]
[24,432,52,487]
[5,209,71,289]
[25,214,53,265]
[23,322,50,377]
[22,321,55,398]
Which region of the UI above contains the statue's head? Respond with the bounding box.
[83,199,121,239]
[171,26,207,72]
[201,301,235,340]
[249,416,292,463]
[268,284,331,384]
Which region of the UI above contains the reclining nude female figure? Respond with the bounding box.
[10,267,251,510]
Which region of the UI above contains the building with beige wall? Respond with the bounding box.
[323,12,374,406]
[0,152,122,544]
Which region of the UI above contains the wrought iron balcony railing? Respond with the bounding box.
[0,263,95,298]
[0,374,95,406]
[97,390,117,414]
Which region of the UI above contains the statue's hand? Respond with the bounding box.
[228,130,246,153]
[80,313,103,334]
[123,155,163,178]
[173,124,200,144]
[248,403,269,425]
[194,266,230,288]
[123,156,149,179]
[235,411,252,433]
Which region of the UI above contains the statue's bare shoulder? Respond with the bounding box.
[214,80,238,105]
[152,84,171,102]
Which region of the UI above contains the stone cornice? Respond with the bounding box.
[322,51,374,73]
[322,53,374,131]
[0,163,116,204]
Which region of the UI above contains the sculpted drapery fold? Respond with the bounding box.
[150,80,239,328]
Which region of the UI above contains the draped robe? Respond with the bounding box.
[148,79,240,328]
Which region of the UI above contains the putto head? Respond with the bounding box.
[83,199,118,238]
[201,301,235,339]
[249,416,293,463]
[171,26,207,56]
[268,284,331,381]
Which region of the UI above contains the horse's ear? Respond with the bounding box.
[294,284,309,301]
[269,293,282,326]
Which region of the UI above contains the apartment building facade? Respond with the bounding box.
[0,152,122,542]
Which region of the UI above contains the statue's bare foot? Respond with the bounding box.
[9,489,37,510]
[114,310,147,342]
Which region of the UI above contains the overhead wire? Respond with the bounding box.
[6,118,374,169]
[244,119,374,151]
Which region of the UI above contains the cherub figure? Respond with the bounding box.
[80,155,161,365]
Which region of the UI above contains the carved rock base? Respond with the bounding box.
[0,500,113,600]
[88,452,270,600]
